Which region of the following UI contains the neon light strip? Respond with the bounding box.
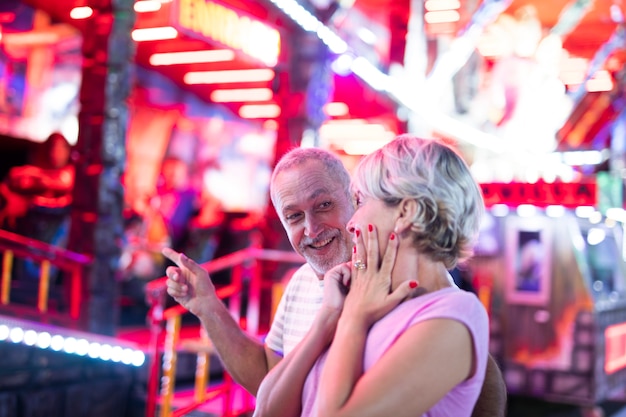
[134,0,162,12]
[0,316,145,367]
[425,10,460,23]
[132,26,178,41]
[70,6,93,20]
[425,0,461,12]
[267,0,347,53]
[150,49,236,66]
[239,104,281,118]
[184,69,275,84]
[210,88,273,102]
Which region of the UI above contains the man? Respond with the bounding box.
[163,147,506,415]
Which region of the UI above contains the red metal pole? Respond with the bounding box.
[145,300,164,417]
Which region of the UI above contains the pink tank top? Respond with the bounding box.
[300,286,489,417]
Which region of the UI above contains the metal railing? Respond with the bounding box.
[144,246,304,417]
[0,228,91,322]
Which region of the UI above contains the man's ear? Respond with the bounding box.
[394,198,417,234]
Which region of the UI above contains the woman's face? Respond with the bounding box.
[346,191,397,257]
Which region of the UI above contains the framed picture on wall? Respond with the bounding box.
[505,215,553,305]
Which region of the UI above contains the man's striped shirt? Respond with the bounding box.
[265,263,324,357]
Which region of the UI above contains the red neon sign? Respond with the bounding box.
[605,323,626,374]
[480,181,597,208]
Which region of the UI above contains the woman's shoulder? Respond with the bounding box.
[435,287,485,310]
[397,287,487,322]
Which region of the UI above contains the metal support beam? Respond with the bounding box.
[67,0,135,335]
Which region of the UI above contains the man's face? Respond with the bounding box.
[272,160,354,278]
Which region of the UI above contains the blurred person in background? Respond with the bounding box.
[0,132,74,231]
[118,155,201,323]
[151,156,200,255]
[0,132,75,282]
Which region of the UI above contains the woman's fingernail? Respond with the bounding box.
[368,224,373,232]
[356,229,360,238]
[409,281,418,289]
[390,233,395,240]
[353,245,356,253]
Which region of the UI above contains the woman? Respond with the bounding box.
[254,134,489,417]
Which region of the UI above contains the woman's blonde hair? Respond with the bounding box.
[352,134,484,269]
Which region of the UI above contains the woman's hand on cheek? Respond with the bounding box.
[343,225,402,327]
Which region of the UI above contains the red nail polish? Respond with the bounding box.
[368,224,373,232]
[353,245,356,253]
[356,229,360,238]
[390,233,395,240]
[409,281,418,289]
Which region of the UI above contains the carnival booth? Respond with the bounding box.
[469,178,626,406]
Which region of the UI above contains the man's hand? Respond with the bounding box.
[162,247,277,396]
[162,248,219,318]
[321,262,351,312]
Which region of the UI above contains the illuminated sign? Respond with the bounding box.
[175,0,281,67]
[605,323,626,374]
[480,181,597,208]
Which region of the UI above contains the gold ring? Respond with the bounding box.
[354,260,367,270]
